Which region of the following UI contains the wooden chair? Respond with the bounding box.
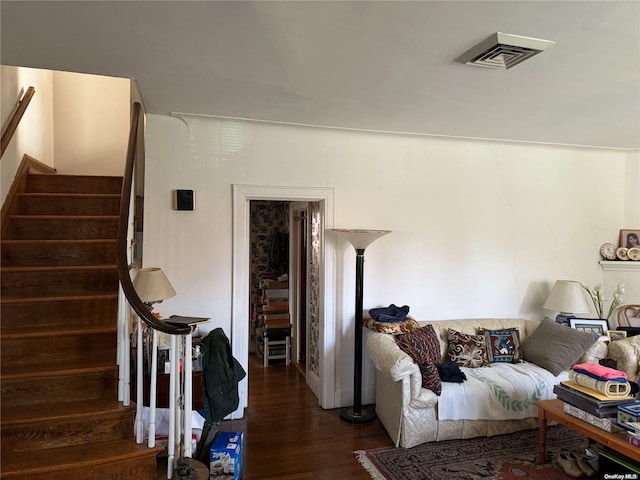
[617,304,640,327]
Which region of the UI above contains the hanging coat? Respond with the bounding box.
[195,328,246,464]
[200,327,246,423]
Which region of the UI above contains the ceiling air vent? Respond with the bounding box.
[456,32,554,70]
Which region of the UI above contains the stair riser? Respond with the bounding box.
[16,195,120,216]
[1,268,118,298]
[1,241,117,267]
[1,456,157,480]
[2,410,134,453]
[7,217,118,240]
[1,369,118,408]
[1,298,117,335]
[26,175,122,195]
[1,333,117,374]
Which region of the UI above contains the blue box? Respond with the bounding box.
[617,401,640,430]
[210,431,243,479]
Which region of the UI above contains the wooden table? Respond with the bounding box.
[536,399,639,463]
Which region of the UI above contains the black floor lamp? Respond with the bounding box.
[333,228,391,424]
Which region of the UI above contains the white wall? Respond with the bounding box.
[53,71,129,175]
[1,66,130,204]
[143,113,640,409]
[1,66,54,204]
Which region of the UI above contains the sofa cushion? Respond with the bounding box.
[447,329,489,368]
[478,327,522,363]
[395,325,442,395]
[521,318,597,376]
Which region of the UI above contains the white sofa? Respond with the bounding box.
[366,318,608,448]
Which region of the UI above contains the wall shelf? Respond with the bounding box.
[599,261,640,272]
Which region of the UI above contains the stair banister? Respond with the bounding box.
[1,86,36,159]
[117,101,190,336]
[119,102,196,478]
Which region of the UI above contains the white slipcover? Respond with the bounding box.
[366,318,608,448]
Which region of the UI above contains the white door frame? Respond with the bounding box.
[232,184,336,414]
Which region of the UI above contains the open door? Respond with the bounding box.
[290,203,308,376]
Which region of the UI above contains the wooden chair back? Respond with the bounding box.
[617,304,640,327]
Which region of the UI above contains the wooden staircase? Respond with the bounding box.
[1,173,160,479]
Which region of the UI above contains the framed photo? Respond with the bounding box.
[607,330,627,341]
[620,229,640,249]
[569,318,609,336]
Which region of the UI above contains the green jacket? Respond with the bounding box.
[200,328,246,423]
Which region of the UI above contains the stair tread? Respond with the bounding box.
[18,193,120,197]
[1,326,117,340]
[2,239,117,244]
[1,399,132,426]
[1,293,118,304]
[1,439,160,476]
[1,362,118,381]
[1,264,116,273]
[9,214,119,219]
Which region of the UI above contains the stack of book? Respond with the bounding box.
[553,381,637,433]
[258,276,290,330]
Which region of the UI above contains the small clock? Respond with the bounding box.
[599,242,617,260]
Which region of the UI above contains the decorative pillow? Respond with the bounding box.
[477,327,522,363]
[521,318,598,376]
[363,316,420,334]
[395,325,442,395]
[447,329,489,368]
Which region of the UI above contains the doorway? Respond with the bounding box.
[231,185,336,416]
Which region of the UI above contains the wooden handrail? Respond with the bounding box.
[1,86,36,159]
[118,102,190,335]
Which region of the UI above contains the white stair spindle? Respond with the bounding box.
[135,316,144,443]
[184,333,193,458]
[167,334,178,479]
[148,329,159,448]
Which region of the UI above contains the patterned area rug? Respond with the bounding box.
[356,425,593,480]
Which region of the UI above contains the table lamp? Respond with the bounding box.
[543,280,591,325]
[133,267,177,311]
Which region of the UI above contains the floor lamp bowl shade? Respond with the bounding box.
[132,267,177,305]
[333,228,391,423]
[332,229,391,251]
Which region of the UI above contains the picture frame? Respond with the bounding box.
[569,318,609,336]
[620,229,640,249]
[607,330,627,341]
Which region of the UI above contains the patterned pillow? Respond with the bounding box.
[395,325,442,395]
[477,327,522,363]
[447,329,489,368]
[363,317,420,334]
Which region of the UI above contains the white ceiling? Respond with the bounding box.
[2,1,639,149]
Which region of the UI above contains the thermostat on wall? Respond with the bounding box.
[173,189,195,211]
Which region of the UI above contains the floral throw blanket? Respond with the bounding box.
[437,362,568,421]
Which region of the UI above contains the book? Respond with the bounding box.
[165,315,210,327]
[264,289,288,299]
[560,381,637,404]
[553,384,634,418]
[563,403,622,432]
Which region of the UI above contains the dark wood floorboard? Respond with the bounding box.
[157,353,393,479]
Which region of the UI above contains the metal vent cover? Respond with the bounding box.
[456,32,555,70]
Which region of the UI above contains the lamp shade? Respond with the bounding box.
[332,229,391,250]
[543,280,591,314]
[133,267,177,304]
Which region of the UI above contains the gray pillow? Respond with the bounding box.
[521,318,597,376]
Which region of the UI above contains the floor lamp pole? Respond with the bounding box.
[340,248,375,423]
[331,228,391,424]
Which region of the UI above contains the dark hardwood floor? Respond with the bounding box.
[158,353,393,479]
